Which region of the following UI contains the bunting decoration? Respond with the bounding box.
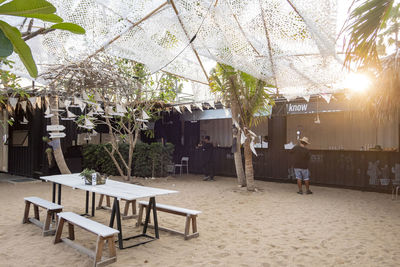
[240,132,246,144]
[94,92,102,102]
[283,94,297,101]
[116,104,127,114]
[184,104,192,113]
[303,95,311,102]
[208,101,215,109]
[28,97,37,109]
[59,99,66,108]
[195,103,203,111]
[79,118,94,129]
[95,104,104,114]
[8,98,18,110]
[320,93,332,104]
[142,110,150,120]
[250,138,257,156]
[20,101,27,113]
[87,110,94,117]
[173,105,182,113]
[44,106,54,118]
[82,91,89,100]
[36,97,42,108]
[64,100,71,108]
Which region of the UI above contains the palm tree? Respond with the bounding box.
[343,0,400,122]
[49,95,71,174]
[342,0,395,69]
[210,63,274,191]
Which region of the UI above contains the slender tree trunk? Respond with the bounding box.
[231,103,246,186]
[49,96,71,174]
[244,135,255,191]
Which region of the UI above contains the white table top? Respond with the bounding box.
[41,173,178,201]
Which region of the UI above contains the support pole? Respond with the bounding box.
[169,0,210,82]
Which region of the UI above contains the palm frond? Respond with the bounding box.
[343,0,394,69]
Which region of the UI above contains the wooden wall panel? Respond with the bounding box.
[287,111,398,150]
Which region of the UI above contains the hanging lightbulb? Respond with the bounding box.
[314,114,320,124]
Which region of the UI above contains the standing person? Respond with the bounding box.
[291,137,312,194]
[198,136,215,181]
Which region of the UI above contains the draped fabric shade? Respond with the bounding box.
[3,0,351,103]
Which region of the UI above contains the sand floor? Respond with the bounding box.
[0,174,399,267]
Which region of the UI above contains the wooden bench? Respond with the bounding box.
[96,194,137,220]
[137,201,201,240]
[22,196,63,236]
[55,212,119,267]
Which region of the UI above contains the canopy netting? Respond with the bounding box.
[3,0,351,103]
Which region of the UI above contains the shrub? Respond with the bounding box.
[82,142,174,177]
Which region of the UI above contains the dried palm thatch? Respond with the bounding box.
[362,53,400,122]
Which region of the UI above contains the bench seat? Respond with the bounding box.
[22,197,63,236]
[137,201,201,240]
[55,212,119,267]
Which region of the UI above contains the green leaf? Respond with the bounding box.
[0,21,37,77]
[0,0,56,16]
[0,28,13,57]
[50,23,85,34]
[19,13,63,23]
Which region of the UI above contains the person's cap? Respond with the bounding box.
[299,136,310,144]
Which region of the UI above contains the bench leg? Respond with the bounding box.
[34,205,40,220]
[54,218,65,244]
[184,214,191,239]
[97,194,104,209]
[94,235,105,267]
[43,211,52,235]
[68,223,75,240]
[192,215,197,234]
[97,195,112,210]
[122,200,137,220]
[22,201,31,224]
[107,235,116,258]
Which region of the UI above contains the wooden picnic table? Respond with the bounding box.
[40,173,177,249]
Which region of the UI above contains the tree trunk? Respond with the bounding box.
[49,96,71,174]
[231,104,246,186]
[244,136,255,191]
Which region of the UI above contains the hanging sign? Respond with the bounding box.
[286,100,353,114]
[47,125,66,131]
[49,132,66,139]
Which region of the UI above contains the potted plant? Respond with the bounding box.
[80,168,107,185]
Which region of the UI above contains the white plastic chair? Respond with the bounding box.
[174,157,189,175]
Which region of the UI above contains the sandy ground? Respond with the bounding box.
[0,174,399,267]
